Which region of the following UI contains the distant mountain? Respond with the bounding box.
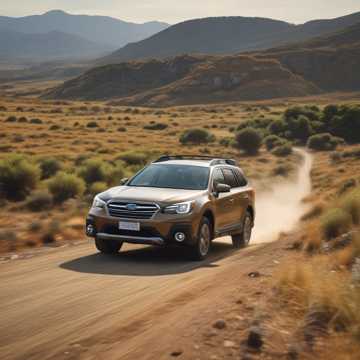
[100,12,360,64]
[0,10,169,48]
[45,21,360,106]
[0,29,111,60]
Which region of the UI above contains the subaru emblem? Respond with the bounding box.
[127,203,137,211]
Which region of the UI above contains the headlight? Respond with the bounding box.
[92,195,106,209]
[164,201,194,214]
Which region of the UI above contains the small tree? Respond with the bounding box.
[180,128,215,145]
[0,155,40,201]
[234,128,262,155]
[78,159,110,185]
[307,133,343,151]
[48,172,85,203]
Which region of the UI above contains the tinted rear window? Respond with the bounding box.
[222,168,238,188]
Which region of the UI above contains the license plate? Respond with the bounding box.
[119,221,140,231]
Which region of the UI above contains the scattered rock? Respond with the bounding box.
[170,350,183,357]
[247,326,263,350]
[10,254,19,260]
[223,340,236,348]
[287,343,302,360]
[236,298,243,304]
[213,319,226,330]
[248,271,261,278]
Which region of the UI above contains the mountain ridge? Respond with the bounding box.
[99,11,360,64]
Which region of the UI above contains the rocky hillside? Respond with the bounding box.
[44,22,360,106]
[99,12,360,64]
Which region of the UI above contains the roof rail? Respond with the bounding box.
[153,155,237,166]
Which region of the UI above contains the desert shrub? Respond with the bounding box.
[143,122,168,130]
[78,159,110,185]
[0,155,40,201]
[30,118,42,124]
[13,135,24,143]
[328,106,360,143]
[340,188,360,225]
[49,124,61,131]
[86,121,98,128]
[219,137,233,147]
[18,116,28,123]
[307,133,343,151]
[272,164,292,177]
[272,143,293,157]
[41,220,61,244]
[264,135,286,151]
[39,157,61,179]
[117,151,149,166]
[117,127,126,132]
[320,208,352,240]
[47,172,85,203]
[179,128,215,145]
[26,191,53,212]
[234,127,262,155]
[89,181,108,196]
[5,116,16,122]
[107,162,125,185]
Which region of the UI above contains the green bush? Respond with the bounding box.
[307,133,343,151]
[179,128,215,145]
[87,121,99,128]
[328,106,360,143]
[0,155,40,201]
[47,172,85,203]
[26,191,53,212]
[5,116,16,122]
[320,208,352,240]
[341,188,360,225]
[272,143,293,157]
[107,162,125,185]
[30,118,43,124]
[234,128,262,155]
[89,181,108,196]
[78,159,110,185]
[264,135,286,151]
[39,157,61,179]
[143,122,168,130]
[117,151,149,166]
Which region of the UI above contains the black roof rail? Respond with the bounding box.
[153,155,237,166]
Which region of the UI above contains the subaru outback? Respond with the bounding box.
[86,155,255,260]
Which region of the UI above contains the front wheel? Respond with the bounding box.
[189,217,212,261]
[95,236,123,254]
[232,212,252,249]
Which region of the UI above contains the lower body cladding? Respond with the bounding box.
[86,215,197,247]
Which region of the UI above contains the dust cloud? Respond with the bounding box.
[252,148,313,243]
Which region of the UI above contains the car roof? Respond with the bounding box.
[153,159,214,167]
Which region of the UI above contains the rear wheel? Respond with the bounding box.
[189,217,212,261]
[95,236,123,254]
[232,211,252,249]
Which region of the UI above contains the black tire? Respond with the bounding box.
[232,211,252,249]
[189,217,212,261]
[95,236,123,254]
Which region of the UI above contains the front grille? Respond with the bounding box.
[107,201,159,219]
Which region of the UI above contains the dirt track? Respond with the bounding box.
[0,151,312,360]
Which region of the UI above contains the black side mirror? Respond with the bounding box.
[215,183,231,194]
[120,178,129,185]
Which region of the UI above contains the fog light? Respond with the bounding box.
[86,224,95,236]
[174,232,186,242]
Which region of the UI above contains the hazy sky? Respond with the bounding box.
[1,0,360,24]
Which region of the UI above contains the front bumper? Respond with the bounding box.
[86,212,198,246]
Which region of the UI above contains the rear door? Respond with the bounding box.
[225,167,250,228]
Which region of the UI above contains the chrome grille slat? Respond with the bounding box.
[107,201,159,219]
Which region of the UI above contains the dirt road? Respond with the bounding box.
[0,151,312,360]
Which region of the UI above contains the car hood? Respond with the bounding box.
[99,186,206,205]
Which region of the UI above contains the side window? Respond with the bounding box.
[235,169,248,187]
[222,168,238,188]
[212,168,225,188]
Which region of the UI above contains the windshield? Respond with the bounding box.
[128,164,210,190]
